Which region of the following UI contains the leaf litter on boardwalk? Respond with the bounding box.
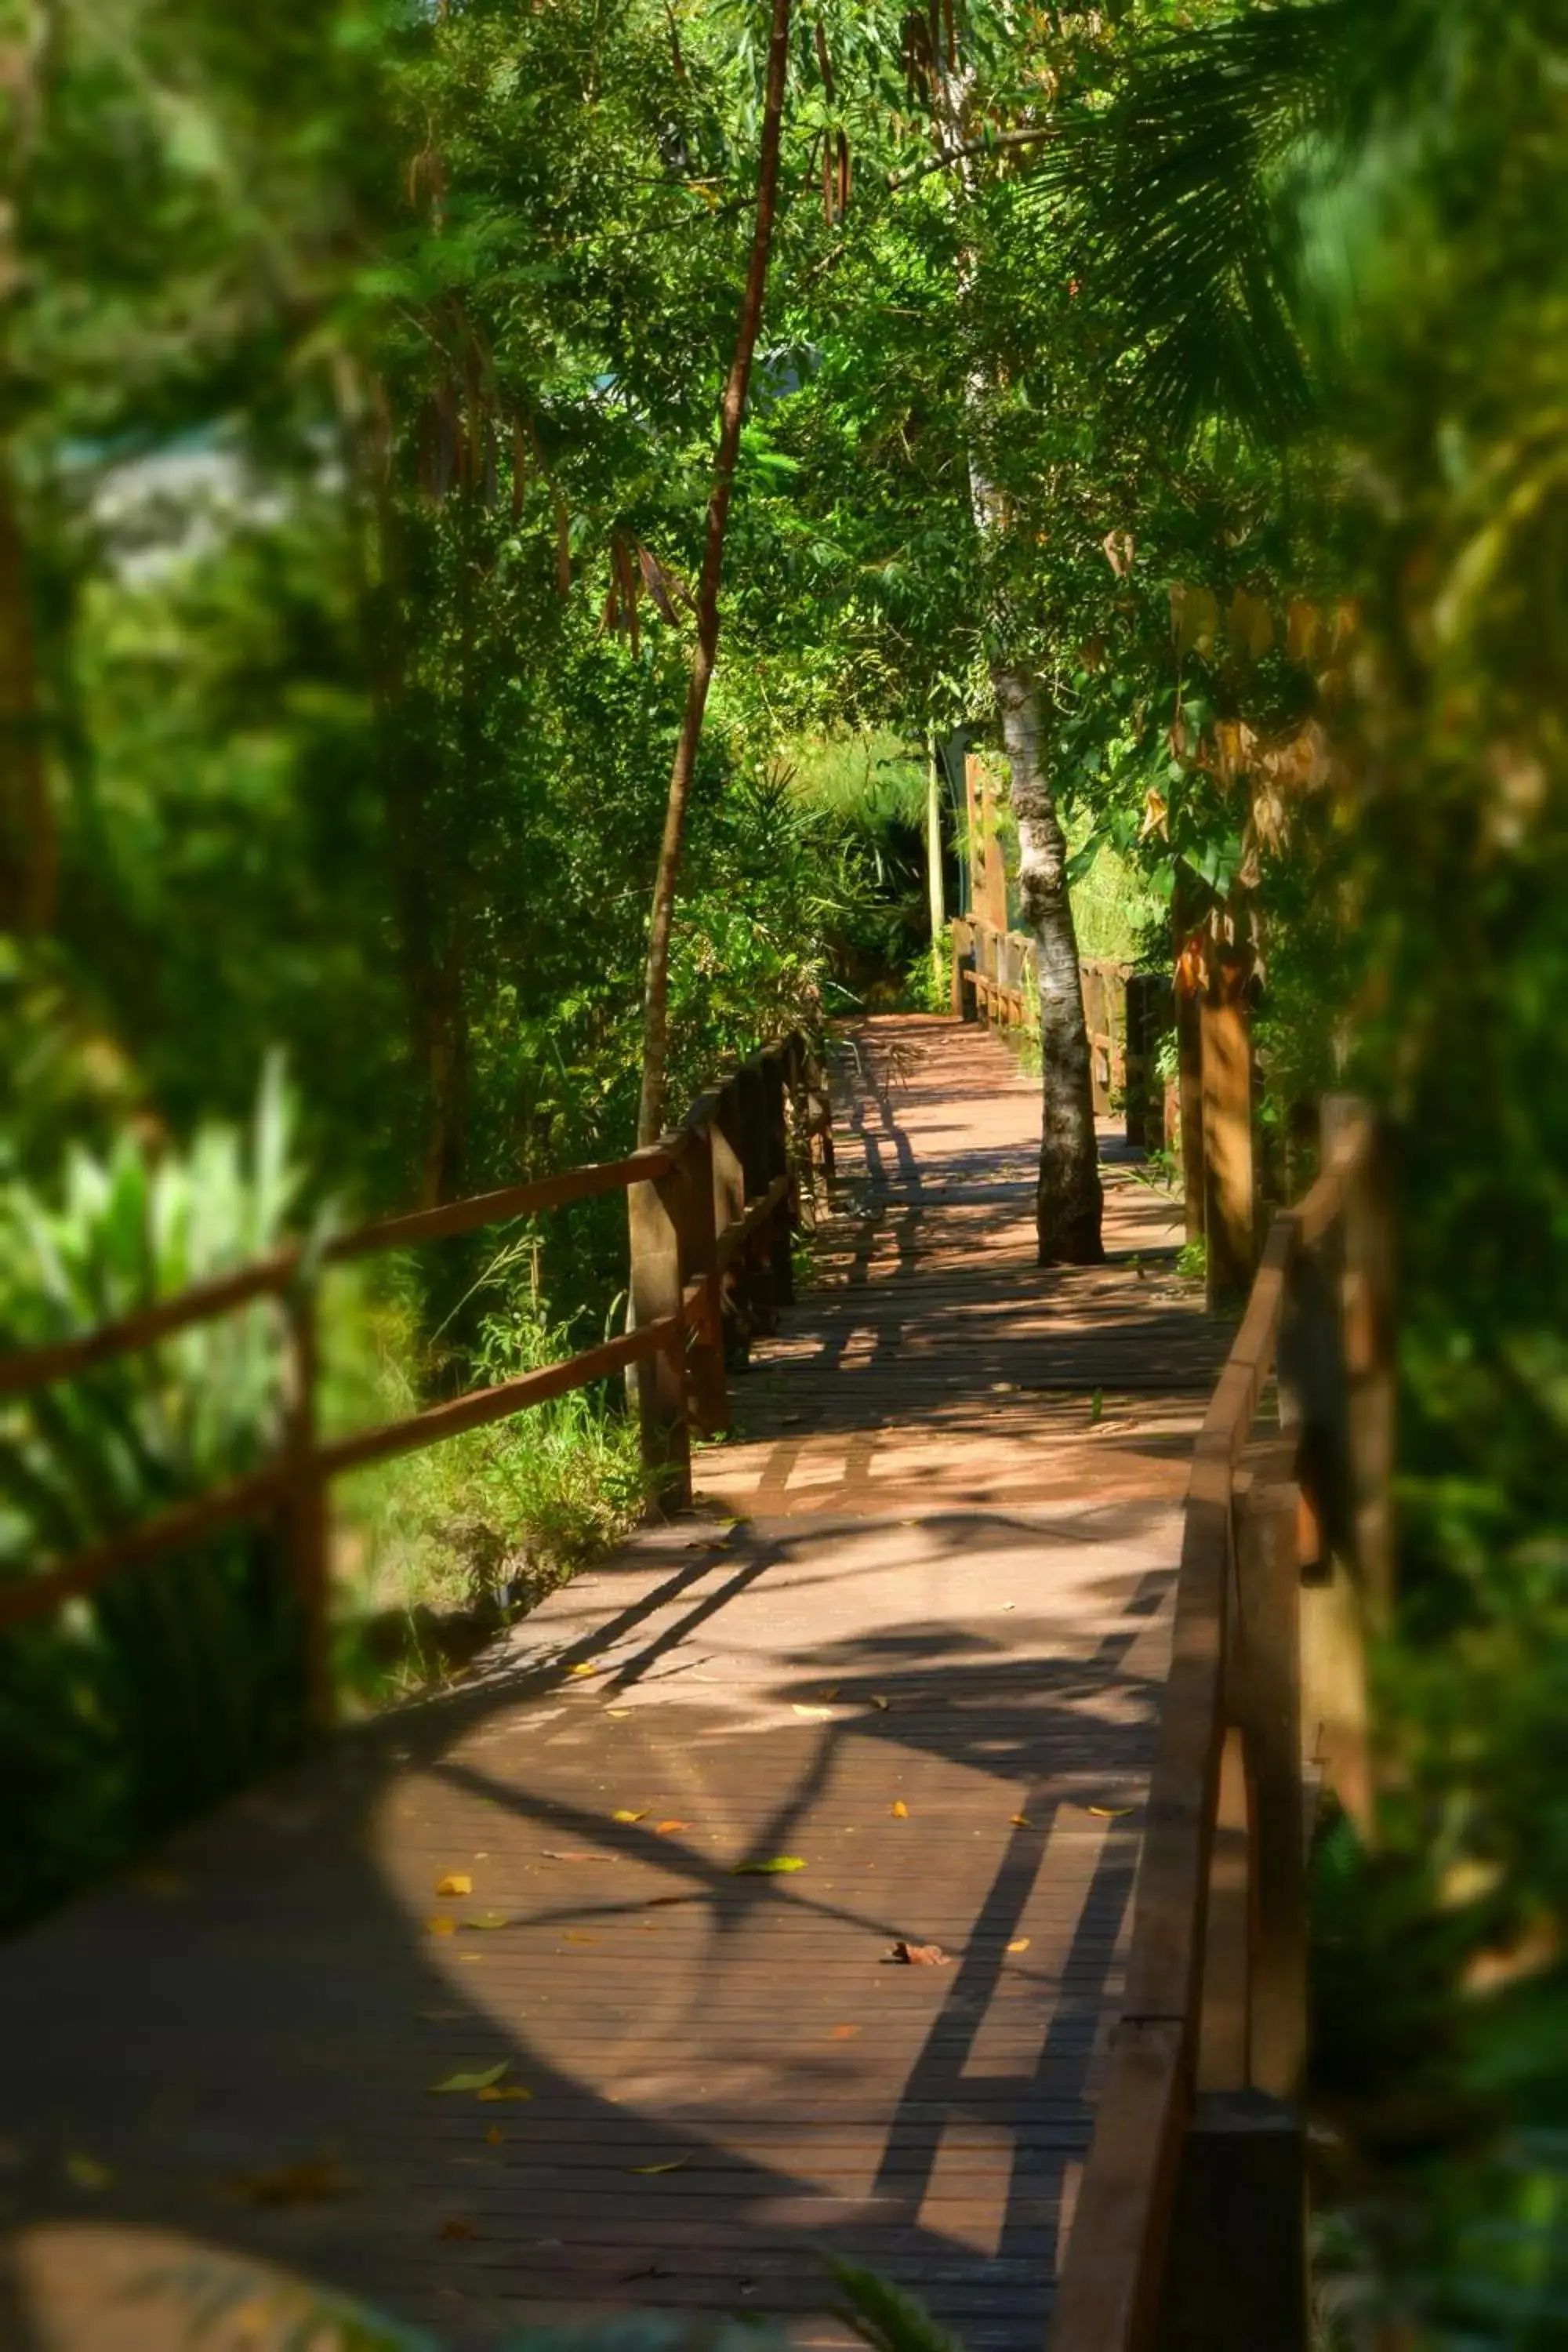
[731,1856,805,1875]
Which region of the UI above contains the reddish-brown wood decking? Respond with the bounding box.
[0,1016,1225,2352]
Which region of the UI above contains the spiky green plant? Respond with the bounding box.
[0,1058,314,1925]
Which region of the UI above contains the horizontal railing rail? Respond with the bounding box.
[1046,1095,1392,2352]
[0,1032,836,1723]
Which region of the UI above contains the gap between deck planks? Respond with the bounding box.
[0,1015,1229,2352]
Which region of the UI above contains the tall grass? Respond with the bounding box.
[332,1272,655,1697]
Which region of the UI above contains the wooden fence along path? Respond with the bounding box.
[0,1011,1385,2352]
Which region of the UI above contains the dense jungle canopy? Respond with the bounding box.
[2,0,1568,2338]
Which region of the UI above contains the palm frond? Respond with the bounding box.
[1022,0,1378,444]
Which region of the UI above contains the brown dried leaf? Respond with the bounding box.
[224,2157,358,2207]
[885,1940,951,1966]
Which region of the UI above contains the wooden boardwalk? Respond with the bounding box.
[0,1016,1227,2352]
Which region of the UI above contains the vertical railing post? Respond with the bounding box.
[677,1108,728,1439]
[1233,1465,1306,2100]
[762,1045,794,1308]
[628,1149,692,1511]
[1201,960,1257,1310]
[736,1056,778,1334]
[805,1036,835,1185]
[711,1077,750,1368]
[1155,1456,1308,2352]
[282,1282,332,1734]
[1324,1096,1396,1628]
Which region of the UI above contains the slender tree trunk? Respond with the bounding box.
[995,673,1105,1261]
[925,740,946,974]
[935,55,1103,1262]
[634,0,793,1147]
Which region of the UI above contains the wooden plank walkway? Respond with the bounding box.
[0,1015,1226,2352]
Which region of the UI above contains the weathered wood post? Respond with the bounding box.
[282,1281,332,1733]
[1323,1096,1396,1628]
[736,1055,778,1335]
[1200,956,1257,1311]
[762,1044,795,1308]
[711,1076,751,1369]
[804,1039,835,1186]
[1174,898,1207,1243]
[677,1103,728,1439]
[950,916,971,1019]
[1234,1465,1307,2101]
[628,1149,692,1510]
[1155,1456,1308,2352]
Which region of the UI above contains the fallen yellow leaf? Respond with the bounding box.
[612,1809,648,1824]
[1007,1936,1031,1954]
[793,1703,833,1720]
[890,1801,909,1819]
[1087,1805,1135,1819]
[563,1932,598,1944]
[732,1855,805,1875]
[869,1694,891,1711]
[655,1820,687,1835]
[568,1661,598,1678]
[426,1915,457,1936]
[476,2084,532,2103]
[1011,1814,1032,1829]
[629,2156,690,2175]
[435,1873,472,1898]
[461,1912,510,1930]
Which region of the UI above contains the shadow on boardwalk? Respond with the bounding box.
[0,1017,1225,2352]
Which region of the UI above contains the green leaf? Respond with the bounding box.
[426,2062,510,2094]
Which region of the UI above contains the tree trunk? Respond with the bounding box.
[634,0,793,1148]
[934,52,1103,1262]
[926,741,946,978]
[996,672,1105,1262]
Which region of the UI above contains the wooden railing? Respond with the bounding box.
[0,1033,834,1726]
[949,916,1160,1136]
[1047,1096,1393,2352]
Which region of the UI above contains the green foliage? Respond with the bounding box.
[336,1283,655,1693]
[0,1063,310,1925]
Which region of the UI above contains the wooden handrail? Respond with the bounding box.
[0,1031,835,1688]
[1049,1097,1388,2352]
